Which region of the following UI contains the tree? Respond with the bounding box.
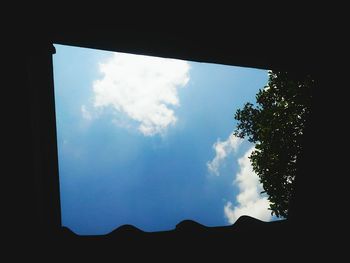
[234,71,314,217]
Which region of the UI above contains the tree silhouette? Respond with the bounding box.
[234,71,314,217]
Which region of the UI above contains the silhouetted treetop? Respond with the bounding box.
[234,71,314,217]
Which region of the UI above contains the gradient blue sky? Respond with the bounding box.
[53,44,271,235]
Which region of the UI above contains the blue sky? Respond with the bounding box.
[53,44,271,235]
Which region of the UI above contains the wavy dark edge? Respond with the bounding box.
[60,215,287,239]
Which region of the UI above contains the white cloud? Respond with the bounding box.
[224,147,272,223]
[207,134,243,176]
[91,52,190,136]
[81,105,92,120]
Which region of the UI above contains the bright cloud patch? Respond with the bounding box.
[92,52,190,136]
[224,147,271,223]
[207,134,243,176]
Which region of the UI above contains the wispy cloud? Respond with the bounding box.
[90,52,190,136]
[207,134,243,176]
[224,147,271,223]
[81,105,92,120]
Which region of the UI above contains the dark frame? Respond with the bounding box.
[16,25,332,258]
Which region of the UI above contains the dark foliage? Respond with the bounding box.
[234,71,314,217]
